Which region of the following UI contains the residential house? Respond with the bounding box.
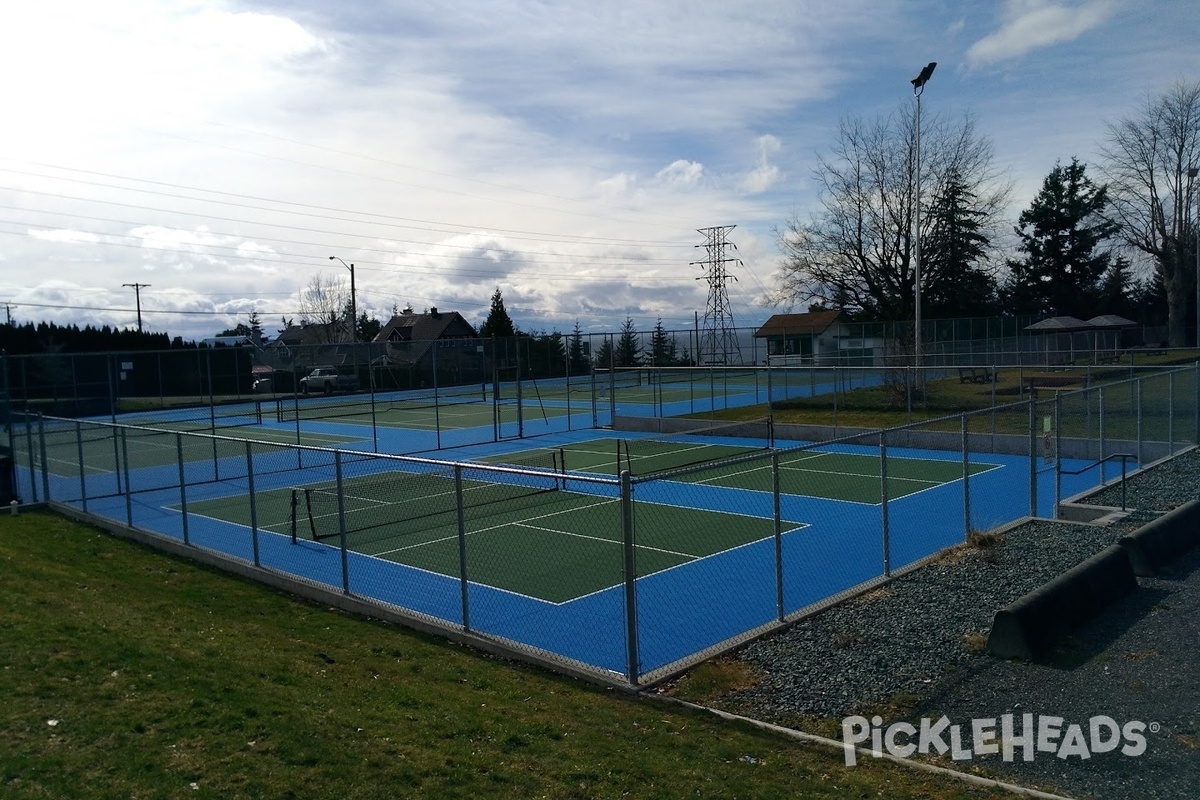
[372,307,483,388]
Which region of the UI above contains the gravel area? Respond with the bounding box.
[702,450,1200,800]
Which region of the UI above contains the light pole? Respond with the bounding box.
[911,61,936,369]
[122,282,151,333]
[1190,166,1199,350]
[328,256,357,342]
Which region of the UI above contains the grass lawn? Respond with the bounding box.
[712,360,1199,437]
[0,510,1013,799]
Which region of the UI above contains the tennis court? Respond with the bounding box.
[480,427,1000,505]
[176,460,806,605]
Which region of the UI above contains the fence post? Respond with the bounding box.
[335,451,350,594]
[880,431,890,577]
[1137,378,1144,466]
[432,343,443,449]
[620,470,639,686]
[456,464,471,633]
[24,414,38,503]
[962,414,971,536]
[1028,395,1037,518]
[1194,361,1199,447]
[38,414,50,503]
[1168,371,1175,456]
[76,419,88,513]
[772,451,784,623]
[176,433,189,545]
[1099,386,1107,484]
[246,441,260,567]
[121,428,133,527]
[1053,393,1062,520]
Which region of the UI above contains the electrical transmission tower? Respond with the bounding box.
[693,225,743,366]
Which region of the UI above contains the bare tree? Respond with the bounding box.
[1100,79,1200,346]
[297,273,352,343]
[770,105,1008,321]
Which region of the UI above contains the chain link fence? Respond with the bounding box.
[6,364,1199,687]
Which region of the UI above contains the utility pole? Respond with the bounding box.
[329,256,357,342]
[693,225,743,366]
[122,283,151,333]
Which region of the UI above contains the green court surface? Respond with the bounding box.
[495,439,1000,504]
[179,469,805,604]
[278,396,570,431]
[28,424,363,475]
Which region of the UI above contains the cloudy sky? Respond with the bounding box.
[1,0,1197,341]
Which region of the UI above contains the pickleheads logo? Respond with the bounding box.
[841,714,1155,766]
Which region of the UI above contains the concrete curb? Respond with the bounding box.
[988,544,1137,661]
[1118,499,1200,576]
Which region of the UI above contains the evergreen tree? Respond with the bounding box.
[921,169,997,317]
[613,317,642,368]
[647,318,679,366]
[356,312,382,342]
[593,337,614,370]
[479,287,517,339]
[568,321,590,375]
[1001,158,1119,317]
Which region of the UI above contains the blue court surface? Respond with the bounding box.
[14,408,1124,682]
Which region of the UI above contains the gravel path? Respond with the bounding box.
[703,450,1200,800]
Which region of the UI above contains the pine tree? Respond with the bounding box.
[614,317,642,367]
[568,321,590,375]
[647,318,679,366]
[593,337,614,370]
[479,287,517,339]
[1001,159,1119,317]
[921,169,997,317]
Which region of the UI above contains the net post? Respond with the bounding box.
[335,451,350,594]
[246,441,260,567]
[455,464,470,633]
[176,432,189,545]
[620,469,639,686]
[772,451,784,623]
[880,430,890,577]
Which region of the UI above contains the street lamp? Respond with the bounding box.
[911,61,936,368]
[328,256,357,342]
[1190,166,1199,350]
[122,282,151,333]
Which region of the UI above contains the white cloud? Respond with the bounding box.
[654,160,705,188]
[740,135,782,194]
[27,228,101,245]
[966,0,1116,67]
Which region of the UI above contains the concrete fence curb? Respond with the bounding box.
[988,544,1137,661]
[1118,499,1200,576]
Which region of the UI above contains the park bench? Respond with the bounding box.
[957,367,994,384]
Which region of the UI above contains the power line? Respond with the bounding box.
[0,162,696,249]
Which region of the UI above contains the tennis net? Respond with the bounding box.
[290,453,564,544]
[621,417,774,476]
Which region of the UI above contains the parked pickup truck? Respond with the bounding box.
[298,366,359,394]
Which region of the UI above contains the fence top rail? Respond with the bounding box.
[36,413,621,488]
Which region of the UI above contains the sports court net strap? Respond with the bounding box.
[622,417,774,476]
[289,457,563,543]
